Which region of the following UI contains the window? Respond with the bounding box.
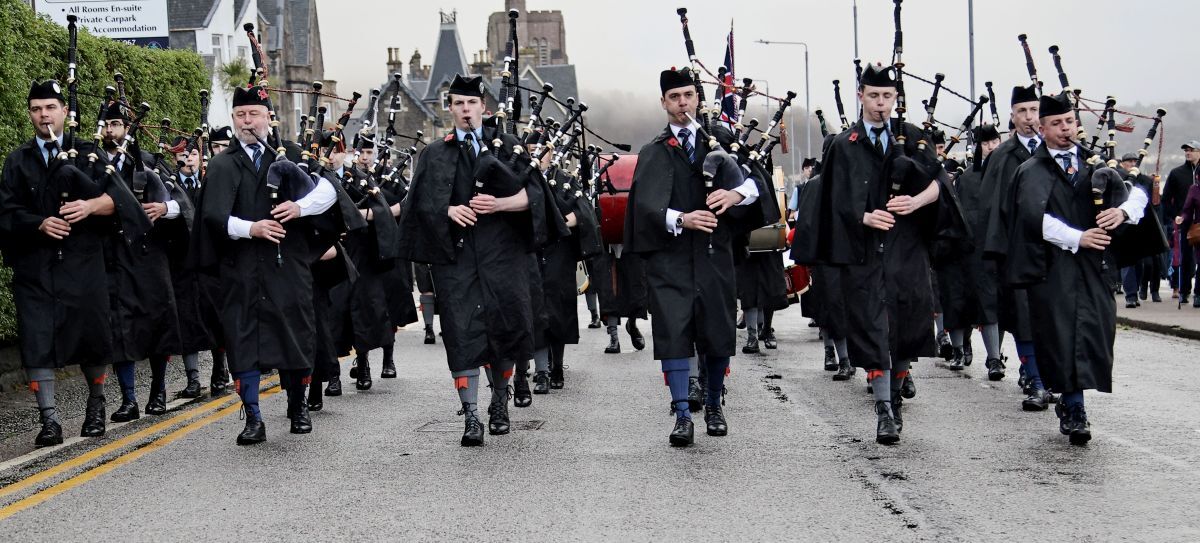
[238,46,248,62]
[440,90,450,111]
[537,38,549,66]
[212,35,224,65]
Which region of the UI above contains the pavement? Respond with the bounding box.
[1115,284,1200,339]
[0,303,1198,541]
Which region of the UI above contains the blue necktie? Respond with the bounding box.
[1055,152,1072,173]
[678,128,695,163]
[248,143,263,170]
[1027,138,1038,155]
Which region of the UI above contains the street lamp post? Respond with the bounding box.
[755,40,811,166]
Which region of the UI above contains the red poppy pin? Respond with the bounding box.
[257,88,269,100]
[444,133,455,143]
[848,131,859,143]
[667,137,680,148]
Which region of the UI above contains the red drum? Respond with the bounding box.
[784,264,811,298]
[598,153,638,245]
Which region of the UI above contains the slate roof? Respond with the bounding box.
[423,20,471,101]
[168,0,219,30]
[288,0,311,66]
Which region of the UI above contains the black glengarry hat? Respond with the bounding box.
[448,74,485,98]
[660,68,695,95]
[1039,91,1073,118]
[975,123,1001,142]
[233,85,271,108]
[1011,84,1038,105]
[101,101,127,122]
[28,79,65,102]
[209,126,234,143]
[859,62,897,89]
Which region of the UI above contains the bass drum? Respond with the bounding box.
[597,153,638,245]
[748,183,789,252]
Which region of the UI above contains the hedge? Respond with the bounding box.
[0,0,210,344]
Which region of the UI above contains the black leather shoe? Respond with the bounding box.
[687,377,705,412]
[962,343,974,366]
[891,393,904,434]
[704,405,728,436]
[513,373,533,407]
[985,357,1006,381]
[1125,301,1138,308]
[487,400,510,435]
[604,327,620,354]
[180,377,202,398]
[210,379,229,398]
[145,388,167,416]
[823,347,838,371]
[35,419,63,447]
[938,333,953,360]
[900,373,916,399]
[307,391,324,412]
[832,360,854,381]
[380,360,397,379]
[460,405,484,447]
[550,362,565,390]
[1068,405,1092,445]
[290,401,312,434]
[948,347,965,370]
[324,376,342,397]
[1017,363,1028,392]
[742,331,760,354]
[875,401,900,444]
[1022,388,1051,411]
[81,396,106,437]
[762,328,778,349]
[1139,288,1148,301]
[348,360,358,379]
[424,326,436,345]
[110,400,140,422]
[669,417,694,447]
[588,311,602,329]
[236,413,266,445]
[355,361,373,391]
[533,371,550,394]
[1055,403,1071,435]
[627,319,645,351]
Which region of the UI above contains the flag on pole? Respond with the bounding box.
[718,20,739,124]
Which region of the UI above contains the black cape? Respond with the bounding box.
[981,135,1038,341]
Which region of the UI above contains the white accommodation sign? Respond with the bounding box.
[35,0,170,49]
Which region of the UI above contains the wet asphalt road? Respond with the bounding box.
[0,304,1197,542]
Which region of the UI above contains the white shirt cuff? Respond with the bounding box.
[296,178,337,217]
[1118,186,1148,225]
[732,177,760,206]
[1042,213,1082,253]
[164,200,180,220]
[227,217,254,240]
[665,208,683,235]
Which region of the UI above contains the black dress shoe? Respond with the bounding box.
[823,347,838,371]
[948,347,965,370]
[1022,388,1051,411]
[549,363,565,390]
[145,389,167,416]
[900,374,916,399]
[324,376,342,397]
[180,378,202,398]
[604,327,620,354]
[1017,363,1028,391]
[704,405,728,436]
[348,361,358,379]
[687,376,705,412]
[875,401,900,444]
[937,333,953,360]
[762,328,778,349]
[985,357,1006,381]
[1139,288,1148,301]
[81,396,106,437]
[110,400,140,423]
[307,394,324,412]
[588,311,602,329]
[532,371,550,394]
[236,414,266,446]
[890,393,903,434]
[355,361,373,391]
[424,326,437,345]
[460,406,484,447]
[627,319,646,351]
[487,400,510,435]
[1125,301,1138,308]
[210,380,229,398]
[35,419,63,447]
[1068,405,1092,445]
[1054,403,1071,435]
[380,360,397,379]
[669,417,694,447]
[290,402,312,434]
[513,373,533,407]
[962,344,974,366]
[742,332,760,354]
[832,360,854,381]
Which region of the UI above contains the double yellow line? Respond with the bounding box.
[0,377,282,521]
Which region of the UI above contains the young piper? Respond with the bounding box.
[1004,91,1147,445]
[396,74,564,446]
[625,68,764,447]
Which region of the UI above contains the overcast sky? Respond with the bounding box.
[317,0,1196,124]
